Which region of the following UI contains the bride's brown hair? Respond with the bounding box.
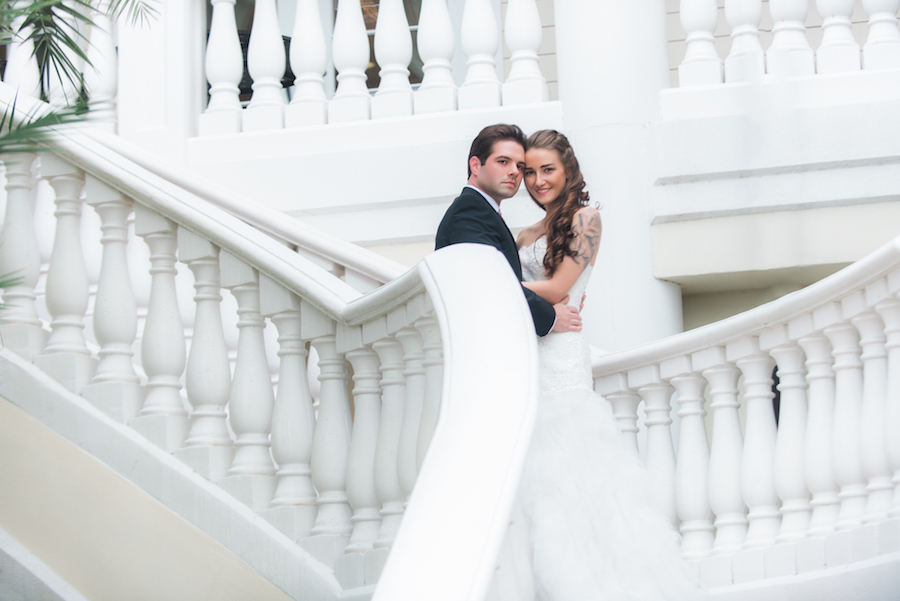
[525,129,591,276]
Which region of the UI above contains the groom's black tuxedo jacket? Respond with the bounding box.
[435,187,555,336]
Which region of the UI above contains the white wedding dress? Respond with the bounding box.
[488,237,703,601]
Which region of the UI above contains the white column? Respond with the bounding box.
[878,297,900,519]
[372,337,407,550]
[372,0,414,118]
[414,0,457,114]
[824,321,867,530]
[862,0,900,70]
[815,0,861,74]
[0,154,47,359]
[853,310,893,523]
[200,0,244,135]
[724,0,765,82]
[554,0,682,350]
[328,0,372,123]
[766,0,815,76]
[732,339,779,548]
[635,374,677,524]
[243,0,286,131]
[605,386,642,452]
[396,326,425,502]
[174,232,234,482]
[219,253,276,512]
[798,332,840,536]
[46,5,86,108]
[84,0,118,130]
[81,178,143,423]
[679,0,723,86]
[261,276,317,540]
[35,155,95,393]
[458,0,502,108]
[416,314,443,470]
[285,0,329,127]
[502,0,549,105]
[2,3,41,98]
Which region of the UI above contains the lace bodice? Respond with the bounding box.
[518,237,593,394]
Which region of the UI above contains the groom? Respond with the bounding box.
[435,124,581,336]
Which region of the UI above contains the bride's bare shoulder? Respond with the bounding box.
[516,223,544,249]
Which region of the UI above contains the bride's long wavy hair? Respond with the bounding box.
[525,129,591,276]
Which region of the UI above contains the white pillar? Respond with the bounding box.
[766,0,815,76]
[243,0,287,131]
[862,0,900,70]
[815,0,861,74]
[554,0,683,350]
[285,0,329,127]
[329,0,371,123]
[724,0,765,82]
[502,0,549,105]
[458,0,502,108]
[679,0,724,86]
[200,0,244,135]
[372,0,415,118]
[84,0,118,130]
[414,0,457,114]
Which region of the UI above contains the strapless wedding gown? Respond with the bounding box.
[488,237,702,601]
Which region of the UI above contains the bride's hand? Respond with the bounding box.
[552,296,582,332]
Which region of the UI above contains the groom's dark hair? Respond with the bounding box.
[467,123,527,178]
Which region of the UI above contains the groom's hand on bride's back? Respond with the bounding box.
[552,295,582,332]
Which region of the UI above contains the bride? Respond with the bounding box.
[490,129,703,600]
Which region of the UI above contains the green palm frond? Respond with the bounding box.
[0,94,87,155]
[108,0,157,28]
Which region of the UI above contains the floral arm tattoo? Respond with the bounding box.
[571,210,601,266]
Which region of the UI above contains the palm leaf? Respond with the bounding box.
[108,0,157,28]
[0,94,87,155]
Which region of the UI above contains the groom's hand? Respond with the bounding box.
[552,295,582,332]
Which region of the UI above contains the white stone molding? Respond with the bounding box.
[200,0,244,135]
[243,0,286,131]
[84,0,118,131]
[679,0,724,86]
[219,253,277,512]
[767,340,812,542]
[502,0,548,105]
[697,349,748,555]
[285,0,329,127]
[329,0,372,123]
[815,0,861,74]
[458,0,502,108]
[396,325,425,502]
[35,155,95,393]
[0,153,47,360]
[414,0,457,114]
[175,230,234,482]
[724,0,766,82]
[862,0,900,70]
[415,314,443,470]
[852,309,893,523]
[372,337,407,550]
[766,0,816,76]
[731,338,779,549]
[372,0,414,118]
[634,373,677,524]
[823,319,867,530]
[878,297,900,519]
[797,331,839,537]
[260,276,317,541]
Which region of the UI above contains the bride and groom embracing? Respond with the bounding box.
[435,125,704,600]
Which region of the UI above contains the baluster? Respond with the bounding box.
[823,319,867,529]
[604,384,642,452]
[396,325,426,503]
[0,153,47,359]
[678,0,723,86]
[458,0,502,108]
[83,0,117,130]
[329,0,371,123]
[3,2,41,97]
[414,0,457,114]
[724,0,765,82]
[815,0,861,73]
[416,314,443,468]
[665,362,714,559]
[219,253,276,512]
[35,156,95,393]
[303,303,353,566]
[285,0,328,127]
[798,331,840,536]
[766,0,815,76]
[696,348,747,554]
[878,297,900,518]
[372,0,414,118]
[46,3,86,108]
[853,309,893,523]
[243,0,286,131]
[174,232,234,482]
[200,0,244,135]
[372,337,407,552]
[632,369,677,524]
[80,178,143,423]
[769,340,812,541]
[731,338,779,548]
[502,0,549,105]
[862,0,900,70]
[260,276,317,540]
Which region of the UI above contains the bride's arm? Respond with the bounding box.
[523,207,601,305]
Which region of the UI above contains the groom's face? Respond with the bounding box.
[469,140,526,203]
